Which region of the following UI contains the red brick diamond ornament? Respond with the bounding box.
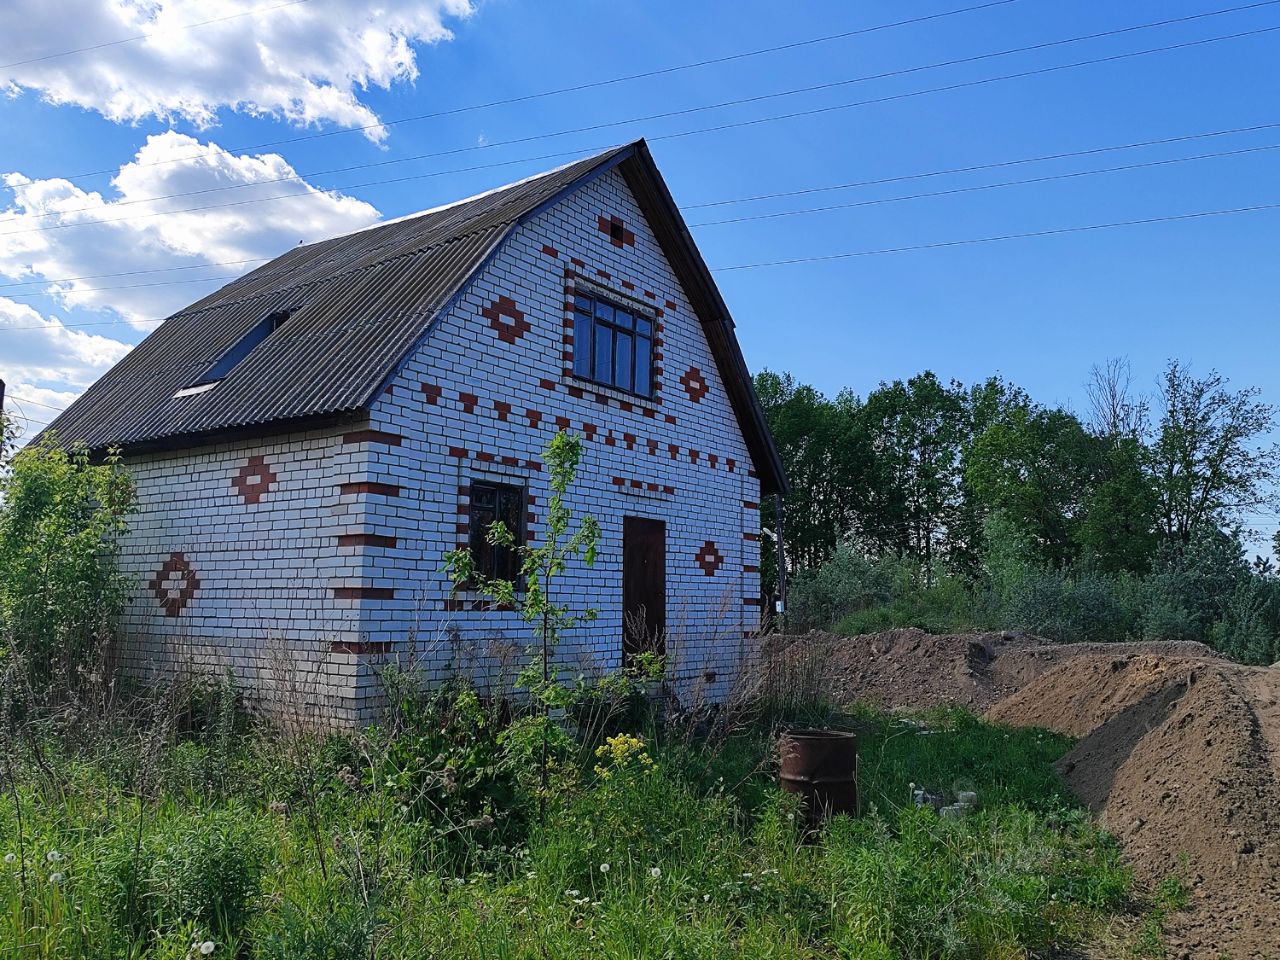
[680,366,709,403]
[232,455,277,504]
[696,541,724,576]
[149,552,200,617]
[483,296,532,344]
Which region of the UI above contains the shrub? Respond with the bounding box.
[0,433,133,696]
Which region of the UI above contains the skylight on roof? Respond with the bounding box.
[172,382,219,399]
[177,307,297,397]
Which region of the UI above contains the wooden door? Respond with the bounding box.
[622,516,666,662]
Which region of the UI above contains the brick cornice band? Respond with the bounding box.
[332,586,396,600]
[338,481,401,497]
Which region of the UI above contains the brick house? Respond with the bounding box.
[45,140,787,723]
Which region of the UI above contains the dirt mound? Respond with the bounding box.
[767,630,1280,956]
[765,628,1219,713]
[993,655,1280,958]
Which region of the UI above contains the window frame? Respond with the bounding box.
[467,478,526,586]
[569,288,656,400]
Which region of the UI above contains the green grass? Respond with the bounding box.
[0,696,1136,959]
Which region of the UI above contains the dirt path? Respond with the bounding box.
[764,631,1280,958]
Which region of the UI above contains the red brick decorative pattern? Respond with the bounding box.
[679,366,709,403]
[597,214,636,248]
[231,455,277,505]
[338,481,401,497]
[482,295,532,344]
[342,429,402,446]
[610,476,675,496]
[332,586,396,600]
[330,640,392,654]
[149,552,199,617]
[695,541,725,576]
[337,533,398,549]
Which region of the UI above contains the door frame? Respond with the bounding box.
[622,515,666,664]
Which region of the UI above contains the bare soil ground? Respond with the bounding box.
[767,629,1280,958]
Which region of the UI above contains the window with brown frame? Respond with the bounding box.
[571,291,654,397]
[469,479,524,582]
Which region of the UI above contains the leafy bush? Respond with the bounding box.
[0,433,134,694]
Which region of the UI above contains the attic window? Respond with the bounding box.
[174,307,296,398]
[610,221,626,244]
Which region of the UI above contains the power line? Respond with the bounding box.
[715,199,1280,271]
[7,133,1279,302]
[4,117,1280,294]
[6,3,1279,233]
[1,274,244,300]
[684,120,1280,210]
[4,195,1280,334]
[687,141,1280,227]
[5,393,67,412]
[21,0,1022,185]
[0,257,270,292]
[0,0,314,70]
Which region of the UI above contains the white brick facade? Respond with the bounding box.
[115,165,762,722]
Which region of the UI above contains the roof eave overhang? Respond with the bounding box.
[612,142,789,495]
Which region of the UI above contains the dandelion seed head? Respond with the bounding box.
[599,862,610,873]
[200,942,216,956]
[3,853,14,864]
[648,866,661,878]
[48,872,63,884]
[46,850,62,863]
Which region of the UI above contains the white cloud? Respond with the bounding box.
[0,131,381,325]
[1,0,473,139]
[0,298,132,413]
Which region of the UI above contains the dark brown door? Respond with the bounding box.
[622,516,666,662]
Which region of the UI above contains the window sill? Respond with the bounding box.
[565,375,660,412]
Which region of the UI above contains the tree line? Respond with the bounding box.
[758,360,1280,665]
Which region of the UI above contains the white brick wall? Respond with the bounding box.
[114,164,763,722]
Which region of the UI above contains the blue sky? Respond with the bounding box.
[2,0,1279,540]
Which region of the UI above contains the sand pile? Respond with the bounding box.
[766,630,1280,957]
[992,655,1280,958]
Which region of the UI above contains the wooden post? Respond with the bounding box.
[774,492,788,630]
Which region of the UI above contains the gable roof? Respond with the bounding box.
[44,140,787,494]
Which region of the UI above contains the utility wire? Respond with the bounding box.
[0,257,270,292]
[4,393,67,412]
[715,199,1280,271]
[6,2,1278,231]
[7,129,1280,299]
[0,0,314,70]
[6,133,1278,301]
[686,141,1280,227]
[1,274,245,299]
[4,196,1280,333]
[27,1,1021,184]
[684,119,1280,210]
[4,117,1280,293]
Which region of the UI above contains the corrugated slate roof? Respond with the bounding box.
[45,140,787,493]
[46,147,628,451]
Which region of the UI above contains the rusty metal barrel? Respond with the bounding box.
[779,728,858,827]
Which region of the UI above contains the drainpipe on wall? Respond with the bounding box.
[774,492,787,632]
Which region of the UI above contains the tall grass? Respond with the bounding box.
[0,675,1136,960]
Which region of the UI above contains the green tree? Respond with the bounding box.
[1075,435,1159,574]
[0,428,134,695]
[1150,360,1280,543]
[444,430,600,815]
[756,371,873,591]
[966,405,1096,568]
[861,373,971,573]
